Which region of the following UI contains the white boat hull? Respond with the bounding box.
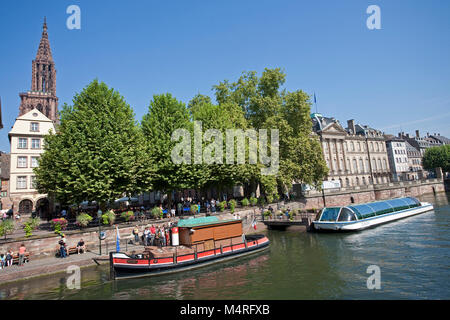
[313,202,433,231]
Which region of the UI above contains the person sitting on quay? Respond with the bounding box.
[77,238,86,254]
[0,253,5,269]
[5,250,13,267]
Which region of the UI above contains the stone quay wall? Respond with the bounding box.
[0,179,444,260]
[296,178,445,209]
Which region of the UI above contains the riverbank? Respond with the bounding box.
[0,217,268,285]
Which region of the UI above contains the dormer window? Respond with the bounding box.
[30,122,39,132]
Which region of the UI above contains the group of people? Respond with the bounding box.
[0,244,27,268]
[132,223,175,247]
[57,234,86,258]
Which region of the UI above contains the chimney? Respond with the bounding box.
[415,130,420,138]
[347,119,356,135]
[406,133,410,138]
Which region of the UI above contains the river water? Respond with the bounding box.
[1,192,449,300]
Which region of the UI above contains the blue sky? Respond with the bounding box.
[1,0,449,152]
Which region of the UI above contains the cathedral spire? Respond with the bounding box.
[36,16,52,61]
[19,19,59,123]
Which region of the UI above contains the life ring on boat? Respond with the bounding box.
[153,259,158,264]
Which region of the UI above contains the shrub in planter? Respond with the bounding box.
[121,211,134,222]
[190,205,199,215]
[218,201,226,212]
[51,218,68,234]
[151,207,161,219]
[228,199,237,213]
[241,198,250,207]
[250,197,258,206]
[76,213,93,228]
[0,219,15,240]
[102,210,116,226]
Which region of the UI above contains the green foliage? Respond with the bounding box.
[76,213,93,228]
[23,218,40,237]
[250,197,258,206]
[263,210,271,217]
[241,198,250,207]
[228,199,237,213]
[102,210,116,226]
[212,68,329,194]
[218,201,227,212]
[423,145,450,172]
[51,218,68,234]
[151,207,161,219]
[121,211,134,222]
[266,195,274,204]
[190,205,199,215]
[34,79,154,208]
[257,196,266,206]
[141,93,204,208]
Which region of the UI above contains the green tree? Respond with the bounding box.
[0,219,15,240]
[423,145,450,172]
[141,93,206,208]
[212,68,328,196]
[34,79,154,210]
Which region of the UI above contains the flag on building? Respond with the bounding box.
[314,92,317,104]
[116,226,121,252]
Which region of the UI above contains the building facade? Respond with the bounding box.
[0,152,12,211]
[311,114,391,188]
[385,135,409,181]
[9,109,56,217]
[7,19,59,218]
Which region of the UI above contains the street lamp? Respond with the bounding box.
[97,209,102,255]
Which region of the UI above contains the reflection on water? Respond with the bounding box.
[1,192,449,300]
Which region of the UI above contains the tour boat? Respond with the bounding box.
[110,216,270,280]
[312,197,433,231]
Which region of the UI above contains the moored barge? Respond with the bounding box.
[313,197,433,231]
[110,216,269,279]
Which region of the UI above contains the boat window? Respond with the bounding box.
[348,204,375,219]
[386,198,411,211]
[337,208,357,221]
[320,208,341,221]
[367,202,394,216]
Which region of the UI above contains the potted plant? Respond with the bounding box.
[228,199,237,213]
[76,213,93,228]
[218,201,226,212]
[23,217,40,237]
[151,207,161,219]
[51,218,68,234]
[121,211,134,223]
[250,197,258,206]
[241,198,250,207]
[0,219,15,240]
[102,210,116,226]
[190,204,198,215]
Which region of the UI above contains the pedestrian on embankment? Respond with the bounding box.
[18,244,26,266]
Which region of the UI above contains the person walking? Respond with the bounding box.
[18,244,26,266]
